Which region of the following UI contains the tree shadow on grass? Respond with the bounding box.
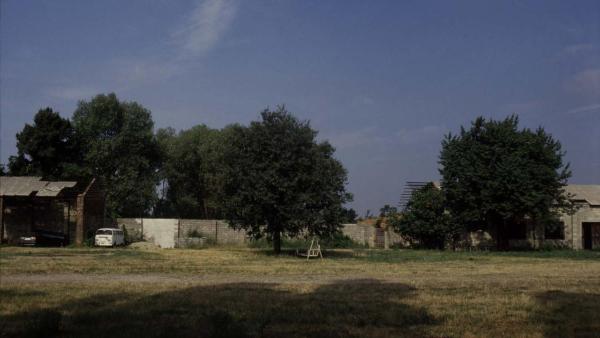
[534,290,600,338]
[1,279,438,338]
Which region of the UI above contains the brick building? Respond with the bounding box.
[0,176,105,245]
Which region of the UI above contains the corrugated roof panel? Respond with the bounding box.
[36,181,77,197]
[0,176,77,197]
[0,176,45,196]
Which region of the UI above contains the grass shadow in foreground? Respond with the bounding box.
[534,290,600,338]
[0,279,437,338]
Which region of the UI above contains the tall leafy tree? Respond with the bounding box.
[439,115,572,250]
[220,107,352,253]
[72,93,161,217]
[155,125,225,218]
[390,183,460,249]
[8,108,82,179]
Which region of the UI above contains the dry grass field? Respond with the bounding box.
[1,246,599,337]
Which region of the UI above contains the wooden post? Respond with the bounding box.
[66,200,71,244]
[75,194,85,246]
[30,198,35,233]
[215,220,218,244]
[384,230,390,249]
[0,197,4,243]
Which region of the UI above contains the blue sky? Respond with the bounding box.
[1,0,599,214]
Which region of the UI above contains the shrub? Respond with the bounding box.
[390,183,462,249]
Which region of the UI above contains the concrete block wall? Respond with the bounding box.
[340,223,372,246]
[178,219,248,245]
[116,218,405,249]
[117,218,144,242]
[117,218,248,248]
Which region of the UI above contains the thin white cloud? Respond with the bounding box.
[325,125,448,150]
[565,68,600,98]
[504,100,542,114]
[352,95,375,106]
[396,125,447,144]
[45,86,100,101]
[561,43,596,55]
[44,0,239,100]
[566,103,600,115]
[324,127,383,150]
[172,0,237,60]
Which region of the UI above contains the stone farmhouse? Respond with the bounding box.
[558,185,600,250]
[401,182,600,250]
[0,176,105,245]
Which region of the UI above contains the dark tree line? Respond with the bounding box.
[5,94,352,252]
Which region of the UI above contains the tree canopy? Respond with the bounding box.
[220,107,352,253]
[8,108,81,180]
[155,125,226,218]
[73,93,161,217]
[439,115,572,250]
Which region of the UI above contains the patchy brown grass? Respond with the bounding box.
[1,246,599,337]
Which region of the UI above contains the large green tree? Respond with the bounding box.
[155,125,225,218]
[390,183,460,249]
[439,115,572,250]
[73,93,161,217]
[220,107,352,253]
[8,108,82,179]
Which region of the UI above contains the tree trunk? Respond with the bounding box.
[273,230,282,254]
[496,219,509,251]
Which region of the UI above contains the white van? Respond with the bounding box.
[95,228,125,247]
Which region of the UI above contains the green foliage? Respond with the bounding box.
[379,204,398,217]
[220,106,352,253]
[187,229,204,238]
[439,115,572,250]
[8,108,82,180]
[155,125,225,218]
[72,93,161,217]
[340,207,358,223]
[320,232,364,248]
[390,183,461,249]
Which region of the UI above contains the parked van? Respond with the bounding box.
[95,228,125,247]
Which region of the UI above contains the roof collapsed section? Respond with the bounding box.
[0,176,77,197]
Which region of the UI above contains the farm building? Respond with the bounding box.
[559,185,600,250]
[401,181,600,250]
[466,184,600,250]
[0,176,105,245]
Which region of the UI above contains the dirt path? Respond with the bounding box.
[0,273,391,286]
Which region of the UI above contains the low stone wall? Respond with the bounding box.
[116,218,401,249]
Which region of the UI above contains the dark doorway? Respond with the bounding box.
[583,223,593,250]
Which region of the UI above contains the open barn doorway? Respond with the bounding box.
[582,223,600,250]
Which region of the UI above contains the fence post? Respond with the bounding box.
[215,220,218,244]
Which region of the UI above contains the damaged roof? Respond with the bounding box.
[0,176,77,197]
